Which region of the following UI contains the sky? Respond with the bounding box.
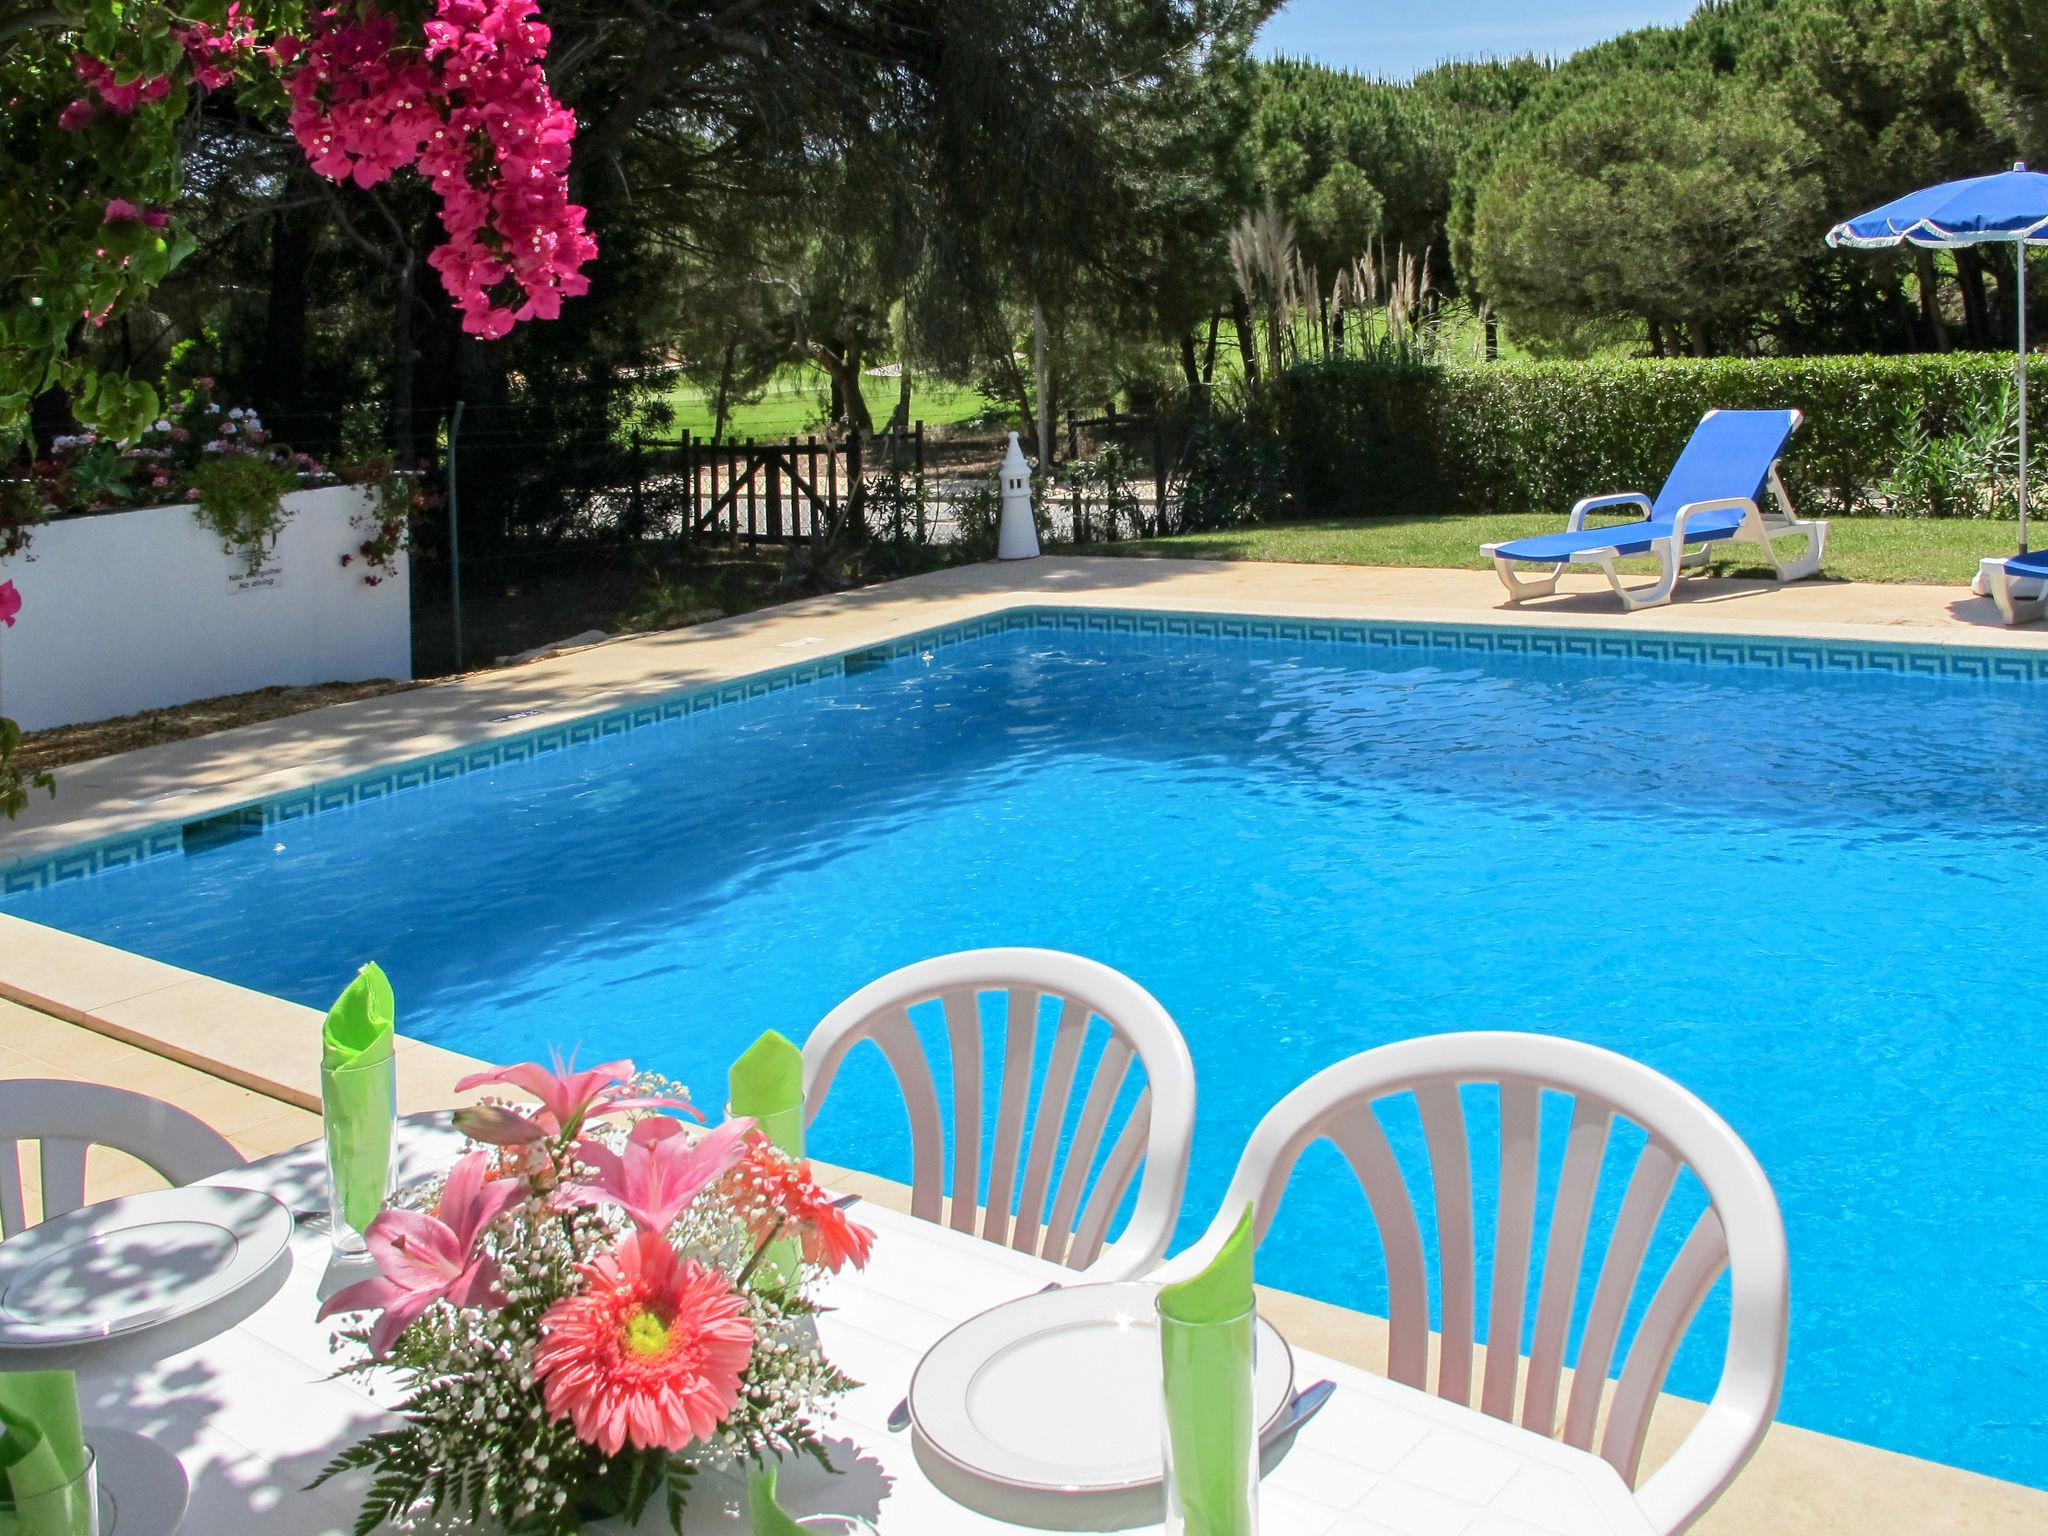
[1255,1,1699,80]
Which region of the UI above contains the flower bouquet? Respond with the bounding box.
[313,1056,874,1534]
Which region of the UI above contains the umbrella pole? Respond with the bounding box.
[2021,238,2031,552]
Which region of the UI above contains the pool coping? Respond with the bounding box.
[3,556,2048,1531]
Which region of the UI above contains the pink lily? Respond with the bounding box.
[452,1052,693,1146]
[317,1150,526,1355]
[564,1116,755,1234]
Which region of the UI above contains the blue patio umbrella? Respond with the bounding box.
[1827,163,2048,548]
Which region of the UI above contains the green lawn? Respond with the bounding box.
[657,366,997,440]
[1077,513,2015,586]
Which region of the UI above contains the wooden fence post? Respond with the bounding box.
[745,437,759,552]
[847,431,864,542]
[681,430,695,546]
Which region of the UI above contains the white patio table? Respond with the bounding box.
[65,1119,1654,1536]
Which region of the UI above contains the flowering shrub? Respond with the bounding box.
[31,376,331,571]
[286,0,597,339]
[313,1056,874,1533]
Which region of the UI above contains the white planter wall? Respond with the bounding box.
[0,484,411,730]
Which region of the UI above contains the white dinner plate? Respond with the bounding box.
[0,1186,292,1349]
[908,1281,1294,1496]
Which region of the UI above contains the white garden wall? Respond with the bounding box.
[0,484,411,731]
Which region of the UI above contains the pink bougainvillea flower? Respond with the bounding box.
[316,1149,526,1355]
[532,1231,753,1455]
[56,99,96,131]
[0,581,20,628]
[564,1116,753,1235]
[141,204,171,229]
[102,198,141,224]
[452,1052,693,1143]
[728,1134,876,1274]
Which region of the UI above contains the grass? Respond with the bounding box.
[1076,512,2019,586]
[657,365,998,440]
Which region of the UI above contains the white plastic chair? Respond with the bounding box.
[803,949,1196,1280]
[1163,1032,1786,1536]
[0,1078,246,1235]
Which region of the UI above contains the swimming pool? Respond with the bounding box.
[6,610,2046,1486]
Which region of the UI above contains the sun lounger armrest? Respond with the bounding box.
[1566,492,1654,532]
[1671,496,1758,539]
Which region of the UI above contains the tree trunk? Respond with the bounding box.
[1179,332,1201,397]
[1648,320,1667,359]
[390,254,417,462]
[1914,248,1950,352]
[712,339,737,439]
[812,339,873,436]
[259,195,312,426]
[1201,313,1220,385]
[1484,310,1500,362]
[1957,248,1992,347]
[1229,290,1261,391]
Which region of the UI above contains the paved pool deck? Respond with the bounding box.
[4,557,2048,1533]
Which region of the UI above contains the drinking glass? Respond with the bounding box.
[1158,1300,1259,1536]
[0,1446,98,1536]
[322,1049,398,1256]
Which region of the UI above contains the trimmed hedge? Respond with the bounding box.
[1253,354,2048,519]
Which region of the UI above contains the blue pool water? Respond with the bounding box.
[6,621,2046,1484]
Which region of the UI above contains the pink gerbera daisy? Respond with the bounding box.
[532,1231,753,1456]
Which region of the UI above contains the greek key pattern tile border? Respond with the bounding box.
[7,604,2043,895]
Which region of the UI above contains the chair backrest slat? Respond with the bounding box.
[1415,1082,1476,1405]
[1522,1096,1617,1436]
[1068,1088,1151,1270]
[802,950,1195,1281]
[1562,1142,1680,1447]
[938,987,984,1235]
[850,1007,949,1224]
[1602,1208,1729,1483]
[1011,997,1089,1257]
[1326,1106,1433,1390]
[980,988,1043,1247]
[0,1080,245,1238]
[1173,1033,1786,1536]
[1481,1081,1544,1421]
[1038,1037,1134,1266]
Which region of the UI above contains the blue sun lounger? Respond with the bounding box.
[1481,408,1828,611]
[1982,548,2048,625]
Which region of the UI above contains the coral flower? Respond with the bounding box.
[533,1232,753,1456]
[731,1136,876,1274]
[317,1149,526,1355]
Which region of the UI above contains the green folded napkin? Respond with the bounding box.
[729,1029,805,1158]
[0,1370,88,1535]
[745,1465,807,1536]
[320,963,397,1233]
[1158,1205,1259,1536]
[730,1030,805,1285]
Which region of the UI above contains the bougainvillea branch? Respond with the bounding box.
[286,0,595,338]
[0,0,595,452]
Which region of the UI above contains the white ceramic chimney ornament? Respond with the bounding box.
[997,432,1040,560]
